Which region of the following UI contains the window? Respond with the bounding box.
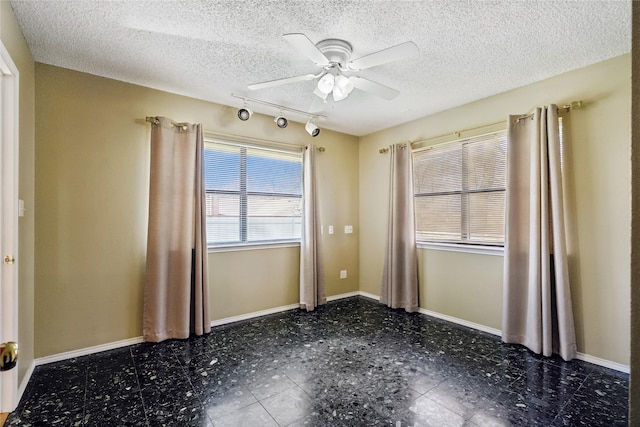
[204,138,303,247]
[412,130,506,246]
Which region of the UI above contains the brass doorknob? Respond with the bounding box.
[0,341,18,371]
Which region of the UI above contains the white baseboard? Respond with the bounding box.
[34,296,355,366]
[211,291,360,327]
[35,337,144,367]
[356,291,502,336]
[417,307,502,336]
[357,291,629,373]
[211,303,300,327]
[575,352,629,374]
[358,291,381,301]
[327,291,360,301]
[17,360,35,402]
[32,291,629,375]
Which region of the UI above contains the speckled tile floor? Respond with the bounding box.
[5,297,629,426]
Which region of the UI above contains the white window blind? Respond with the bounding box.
[412,130,507,245]
[204,138,303,246]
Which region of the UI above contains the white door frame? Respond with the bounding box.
[0,40,20,413]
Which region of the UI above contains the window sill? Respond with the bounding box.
[208,241,300,253]
[417,242,504,256]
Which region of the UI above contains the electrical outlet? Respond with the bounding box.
[340,270,347,279]
[328,225,334,234]
[345,225,353,234]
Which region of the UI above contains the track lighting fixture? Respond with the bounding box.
[231,94,325,136]
[275,112,288,128]
[237,105,253,121]
[305,120,320,137]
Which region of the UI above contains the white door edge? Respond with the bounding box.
[0,40,20,413]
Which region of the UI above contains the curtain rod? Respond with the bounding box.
[145,116,190,130]
[378,100,584,154]
[205,130,325,152]
[145,117,325,152]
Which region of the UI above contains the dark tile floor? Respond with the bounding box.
[6,296,629,426]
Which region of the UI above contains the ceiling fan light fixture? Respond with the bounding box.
[317,73,335,94]
[313,86,329,101]
[332,88,348,102]
[248,34,418,106]
[305,120,320,137]
[333,75,355,101]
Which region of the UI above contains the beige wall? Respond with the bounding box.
[420,251,503,330]
[34,64,359,356]
[28,37,633,368]
[209,247,300,320]
[1,1,35,388]
[360,54,631,365]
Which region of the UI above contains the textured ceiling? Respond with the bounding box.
[9,0,631,136]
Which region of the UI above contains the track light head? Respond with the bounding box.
[237,106,253,121]
[305,120,320,137]
[275,115,288,128]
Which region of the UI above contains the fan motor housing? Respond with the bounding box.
[316,39,353,66]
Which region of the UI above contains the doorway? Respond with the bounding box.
[0,41,20,413]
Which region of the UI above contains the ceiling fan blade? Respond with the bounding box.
[347,41,419,71]
[248,74,317,90]
[283,33,331,67]
[349,76,400,100]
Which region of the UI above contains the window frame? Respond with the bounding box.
[203,135,304,251]
[412,128,507,253]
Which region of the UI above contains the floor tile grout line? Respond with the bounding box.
[169,342,219,426]
[128,346,151,427]
[549,370,594,425]
[81,369,88,425]
[259,398,297,427]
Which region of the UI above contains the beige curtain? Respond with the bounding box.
[300,144,325,311]
[502,105,577,360]
[380,144,419,312]
[144,117,210,342]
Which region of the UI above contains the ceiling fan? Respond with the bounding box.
[248,33,420,102]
